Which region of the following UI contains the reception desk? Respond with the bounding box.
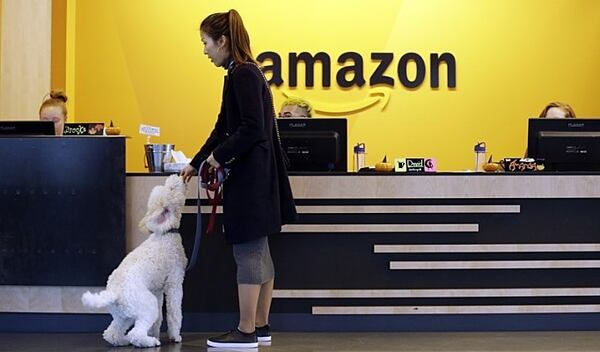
[2,172,600,332]
[0,136,126,286]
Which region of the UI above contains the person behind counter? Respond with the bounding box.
[524,101,578,157]
[539,101,576,118]
[278,96,313,118]
[180,9,297,349]
[39,90,68,136]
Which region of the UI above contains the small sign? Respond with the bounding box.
[63,123,104,136]
[503,158,539,172]
[395,157,437,172]
[395,158,407,172]
[139,124,160,137]
[406,158,425,172]
[424,158,437,172]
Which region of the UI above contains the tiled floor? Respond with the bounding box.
[1,331,600,352]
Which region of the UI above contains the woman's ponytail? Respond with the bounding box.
[201,9,256,65]
[227,10,256,64]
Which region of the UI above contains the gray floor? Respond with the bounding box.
[1,332,600,352]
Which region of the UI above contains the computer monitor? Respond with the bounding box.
[0,121,55,136]
[527,118,600,171]
[276,118,347,172]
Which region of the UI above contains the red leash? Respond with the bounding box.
[199,161,228,234]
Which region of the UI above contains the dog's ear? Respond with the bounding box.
[139,186,164,235]
[142,207,173,234]
[138,214,150,234]
[154,208,170,225]
[140,177,186,235]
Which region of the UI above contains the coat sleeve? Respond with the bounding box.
[212,67,265,165]
[190,105,225,170]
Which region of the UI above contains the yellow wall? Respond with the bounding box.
[0,0,2,72]
[67,0,600,171]
[51,0,66,92]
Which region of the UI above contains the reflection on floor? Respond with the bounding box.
[1,331,600,352]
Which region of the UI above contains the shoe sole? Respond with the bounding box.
[257,336,271,342]
[207,340,258,348]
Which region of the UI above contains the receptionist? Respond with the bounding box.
[539,102,576,118]
[279,97,313,118]
[39,90,68,136]
[525,101,578,157]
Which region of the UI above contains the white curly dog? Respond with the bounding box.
[82,175,188,348]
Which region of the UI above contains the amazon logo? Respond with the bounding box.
[257,51,456,88]
[257,51,456,114]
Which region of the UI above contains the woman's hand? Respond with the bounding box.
[180,164,197,183]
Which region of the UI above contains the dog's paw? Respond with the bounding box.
[130,336,161,348]
[169,334,182,343]
[102,331,129,347]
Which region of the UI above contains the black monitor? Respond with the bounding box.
[0,121,55,136]
[276,118,347,172]
[527,118,600,171]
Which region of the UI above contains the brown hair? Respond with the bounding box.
[200,9,257,65]
[39,90,68,119]
[539,101,576,118]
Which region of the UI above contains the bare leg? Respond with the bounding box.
[255,279,274,327]
[237,284,261,333]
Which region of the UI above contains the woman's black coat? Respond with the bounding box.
[191,62,297,244]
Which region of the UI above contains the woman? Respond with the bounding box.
[181,9,296,349]
[39,90,68,135]
[279,97,313,118]
[539,101,576,118]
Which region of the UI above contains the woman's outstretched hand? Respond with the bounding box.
[180,164,197,183]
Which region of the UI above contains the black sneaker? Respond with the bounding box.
[207,328,258,348]
[256,324,271,343]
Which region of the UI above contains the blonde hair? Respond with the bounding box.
[200,9,257,65]
[39,90,68,119]
[281,97,313,117]
[539,101,576,118]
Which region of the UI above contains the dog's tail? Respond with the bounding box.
[81,290,116,309]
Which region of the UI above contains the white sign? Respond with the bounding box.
[139,124,160,137]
